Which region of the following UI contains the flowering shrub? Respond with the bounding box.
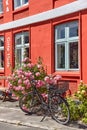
[7,57,61,98]
[65,81,87,124]
[75,81,87,124]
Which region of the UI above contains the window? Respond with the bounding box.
[14,0,28,9]
[15,32,29,65]
[55,21,79,71]
[0,36,4,68]
[0,0,3,13]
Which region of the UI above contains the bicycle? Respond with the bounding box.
[19,79,70,125]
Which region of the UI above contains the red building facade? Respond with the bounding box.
[0,0,87,94]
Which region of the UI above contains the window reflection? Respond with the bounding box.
[15,32,29,66]
[57,44,65,68]
[0,37,4,68]
[69,42,78,69]
[55,21,79,70]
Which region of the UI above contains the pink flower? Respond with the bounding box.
[24,72,31,77]
[44,76,50,83]
[36,80,45,88]
[41,93,48,101]
[18,79,22,84]
[23,57,29,63]
[13,86,18,91]
[17,69,23,75]
[21,75,24,79]
[22,91,26,94]
[18,75,22,78]
[37,64,42,69]
[35,72,40,77]
[41,93,48,98]
[26,83,31,89]
[23,79,30,85]
[53,75,62,80]
[24,64,27,68]
[27,63,34,68]
[8,83,13,89]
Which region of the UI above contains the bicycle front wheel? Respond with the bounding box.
[50,95,70,125]
[19,92,41,114]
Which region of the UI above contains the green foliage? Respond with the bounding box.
[67,97,80,121]
[82,118,87,124]
[75,81,87,124]
[75,81,87,101]
[65,81,87,124]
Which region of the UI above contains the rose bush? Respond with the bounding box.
[7,57,61,98]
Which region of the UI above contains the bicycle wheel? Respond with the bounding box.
[50,95,70,125]
[19,92,41,114]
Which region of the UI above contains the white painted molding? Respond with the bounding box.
[0,0,87,31]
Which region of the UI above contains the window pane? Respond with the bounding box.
[57,44,65,68]
[15,32,29,66]
[24,36,29,44]
[14,0,28,8]
[0,1,3,13]
[15,49,22,65]
[14,0,21,8]
[15,35,22,45]
[0,5,2,12]
[24,48,29,58]
[57,25,65,39]
[0,37,4,68]
[24,34,29,44]
[22,0,28,4]
[69,42,78,69]
[69,22,78,37]
[0,50,4,68]
[0,38,4,46]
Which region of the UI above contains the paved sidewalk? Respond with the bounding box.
[0,99,87,130]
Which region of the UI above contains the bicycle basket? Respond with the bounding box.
[56,81,69,94]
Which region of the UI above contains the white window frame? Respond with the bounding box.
[15,32,29,65]
[0,36,4,69]
[0,0,3,13]
[55,21,79,71]
[14,0,28,9]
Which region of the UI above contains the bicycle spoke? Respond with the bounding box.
[50,95,70,124]
[19,92,41,114]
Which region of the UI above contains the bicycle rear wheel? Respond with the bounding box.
[50,95,70,125]
[19,92,41,114]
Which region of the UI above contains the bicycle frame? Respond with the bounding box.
[19,79,70,124]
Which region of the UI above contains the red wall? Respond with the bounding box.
[29,0,53,15]
[54,0,76,8]
[81,10,87,83]
[3,0,13,22]
[31,22,52,74]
